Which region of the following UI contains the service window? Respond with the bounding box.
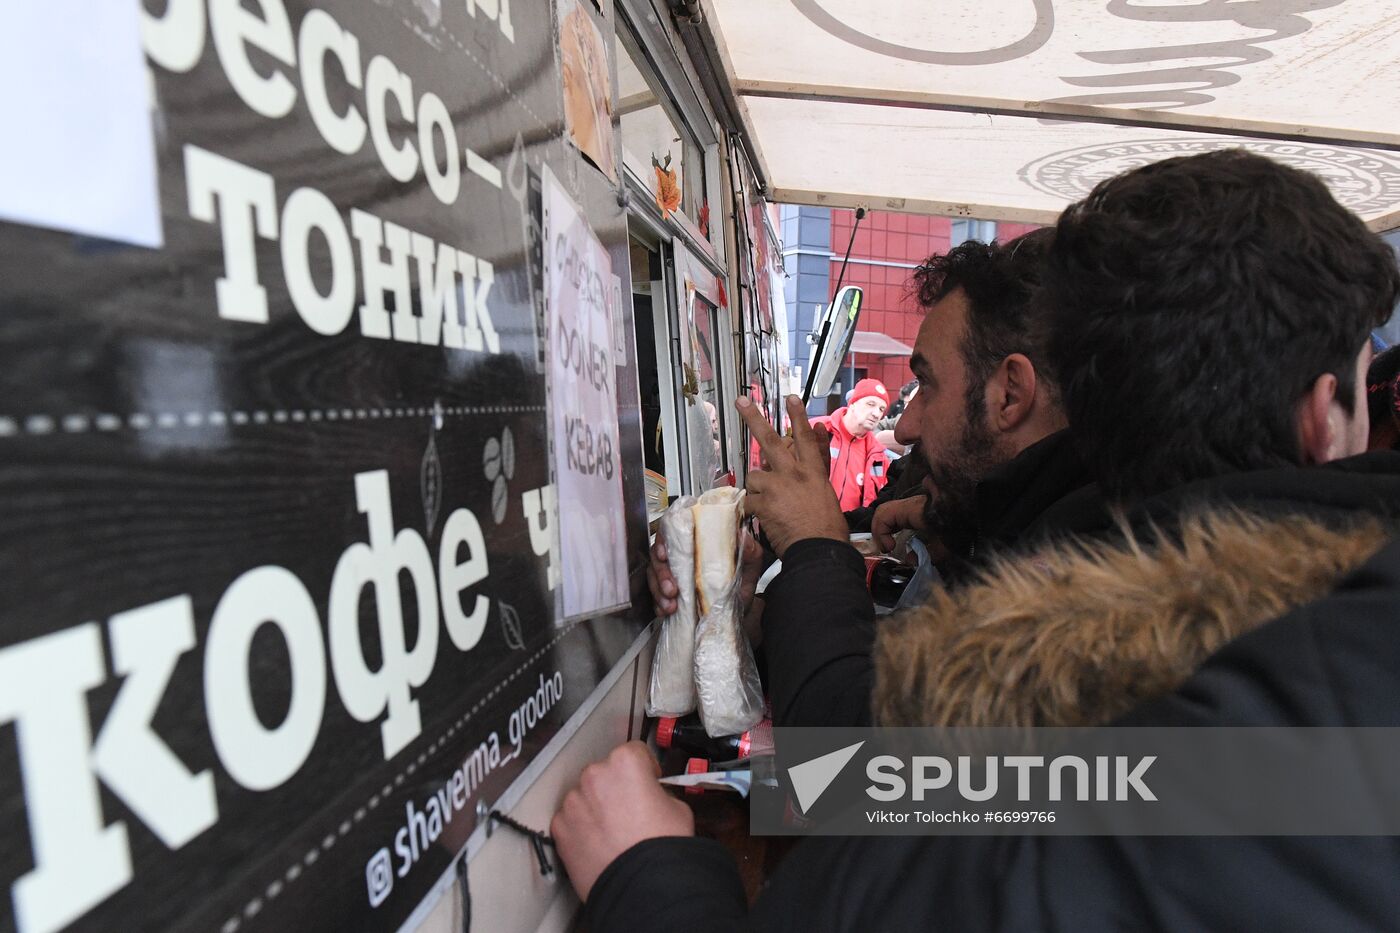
[629,232,689,515]
[616,21,708,230]
[688,288,729,483]
[671,242,734,494]
[615,8,728,501]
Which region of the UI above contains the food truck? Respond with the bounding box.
[2,2,1398,931]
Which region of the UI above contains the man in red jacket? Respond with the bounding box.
[810,378,891,509]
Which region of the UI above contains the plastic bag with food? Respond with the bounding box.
[691,487,763,736]
[646,495,699,717]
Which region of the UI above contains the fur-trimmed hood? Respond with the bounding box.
[873,511,1389,728]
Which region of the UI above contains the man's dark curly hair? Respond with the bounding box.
[909,228,1056,419]
[1043,149,1400,502]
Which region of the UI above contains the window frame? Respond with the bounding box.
[614,2,723,264]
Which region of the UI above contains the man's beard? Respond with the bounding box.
[920,405,1002,556]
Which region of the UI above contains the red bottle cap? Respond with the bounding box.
[656,716,678,749]
[685,757,709,796]
[738,731,751,758]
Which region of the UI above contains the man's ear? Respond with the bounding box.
[989,353,1038,432]
[1296,372,1339,464]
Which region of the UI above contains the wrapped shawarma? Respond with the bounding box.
[646,496,700,717]
[691,487,764,736]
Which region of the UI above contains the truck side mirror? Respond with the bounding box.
[802,285,863,402]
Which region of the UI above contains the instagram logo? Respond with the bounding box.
[366,847,394,907]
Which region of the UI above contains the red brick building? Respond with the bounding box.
[827,209,1040,393]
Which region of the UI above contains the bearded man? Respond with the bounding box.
[647,230,1090,726]
[873,229,1088,579]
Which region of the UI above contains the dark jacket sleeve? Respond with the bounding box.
[588,542,1400,933]
[761,538,875,728]
[843,503,877,533]
[844,455,924,532]
[583,837,747,932]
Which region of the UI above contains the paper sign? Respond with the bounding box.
[558,0,618,183]
[542,167,629,619]
[0,3,163,247]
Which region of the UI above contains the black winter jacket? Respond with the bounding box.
[765,429,1091,730]
[585,453,1400,932]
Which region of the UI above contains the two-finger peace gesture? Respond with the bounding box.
[735,395,849,557]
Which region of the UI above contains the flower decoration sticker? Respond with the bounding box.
[653,153,681,218]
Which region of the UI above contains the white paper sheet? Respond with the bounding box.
[0,3,163,247]
[541,166,630,620]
